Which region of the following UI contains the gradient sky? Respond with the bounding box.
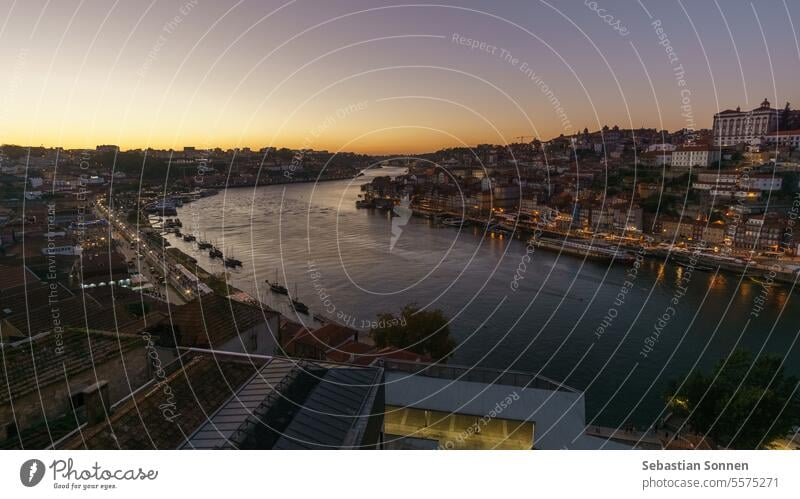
[1,0,799,154]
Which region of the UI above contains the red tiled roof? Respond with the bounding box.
[285,323,357,351]
[162,294,277,348]
[0,263,39,292]
[60,356,262,449]
[0,329,142,405]
[2,290,168,339]
[279,319,307,342]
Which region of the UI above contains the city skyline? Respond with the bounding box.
[2,0,800,471]
[1,0,800,154]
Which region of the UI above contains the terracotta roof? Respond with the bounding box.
[0,263,40,292]
[116,311,168,335]
[2,291,166,339]
[77,252,129,282]
[60,356,263,449]
[1,413,80,450]
[284,323,358,352]
[1,282,73,318]
[3,295,103,338]
[82,286,162,308]
[0,329,142,405]
[279,319,307,340]
[159,294,278,348]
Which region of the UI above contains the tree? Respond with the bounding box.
[640,194,661,213]
[370,304,455,360]
[780,172,798,195]
[780,102,791,131]
[667,349,800,449]
[708,211,725,223]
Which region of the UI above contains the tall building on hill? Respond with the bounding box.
[712,98,779,147]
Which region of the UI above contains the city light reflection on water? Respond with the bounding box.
[173,172,799,427]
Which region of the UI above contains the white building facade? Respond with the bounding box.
[671,147,721,168]
[712,99,780,147]
[763,129,800,149]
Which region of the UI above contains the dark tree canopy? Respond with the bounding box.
[668,349,799,449]
[370,304,455,360]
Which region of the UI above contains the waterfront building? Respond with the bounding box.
[700,221,727,246]
[658,216,695,241]
[382,360,630,449]
[733,214,786,251]
[612,206,643,233]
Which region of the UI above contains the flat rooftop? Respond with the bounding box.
[382,360,629,450]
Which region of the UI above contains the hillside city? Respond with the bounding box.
[1,99,799,451]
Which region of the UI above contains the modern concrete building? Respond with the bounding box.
[381,360,630,450]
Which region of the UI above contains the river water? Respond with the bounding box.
[173,167,799,427]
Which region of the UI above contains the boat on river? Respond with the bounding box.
[290,284,309,314]
[534,237,634,263]
[266,270,288,294]
[440,217,465,227]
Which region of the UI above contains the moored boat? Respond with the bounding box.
[534,237,634,263]
[440,217,465,227]
[266,270,288,294]
[224,258,241,268]
[291,284,309,314]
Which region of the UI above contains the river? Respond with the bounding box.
[172,167,799,427]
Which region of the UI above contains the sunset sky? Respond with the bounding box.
[1,0,799,154]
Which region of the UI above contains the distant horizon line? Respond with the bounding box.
[1,125,714,157]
